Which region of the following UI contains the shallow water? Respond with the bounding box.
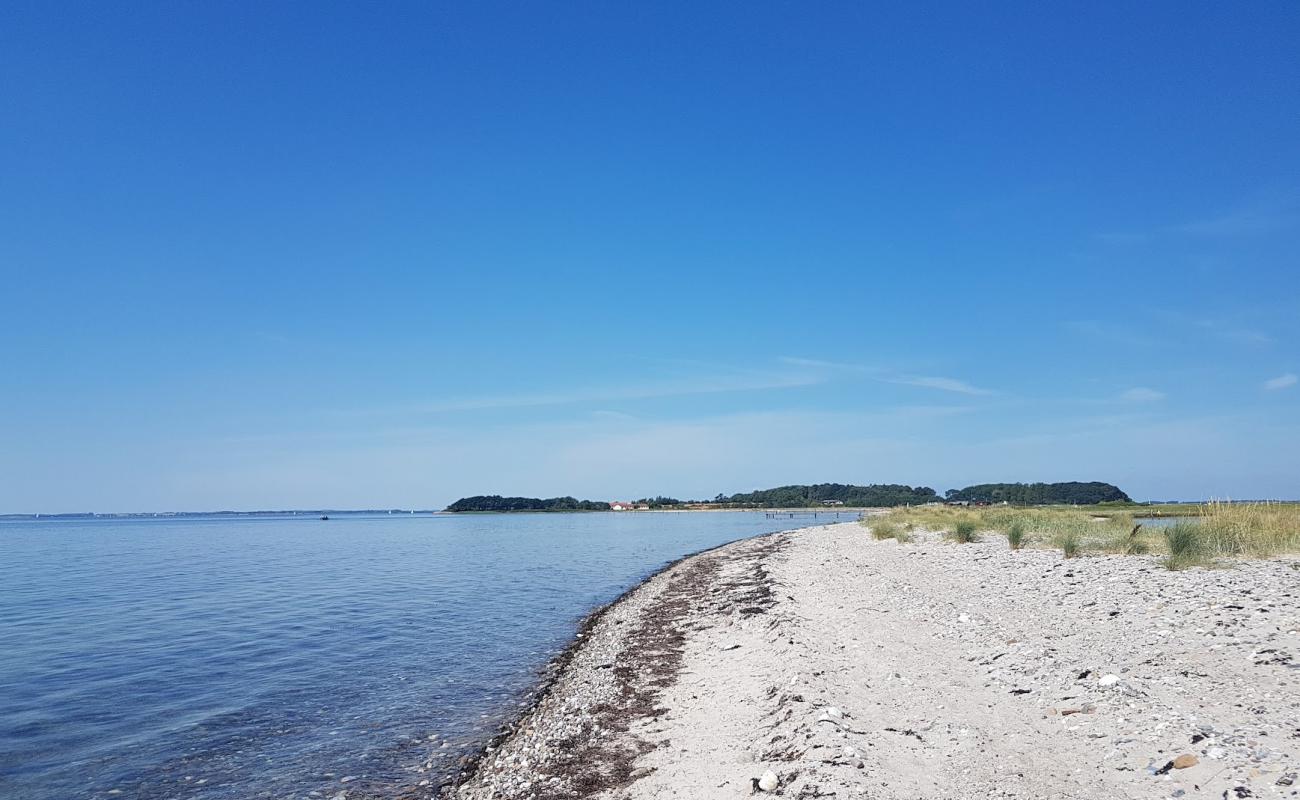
[1132,515,1195,528]
[0,511,832,799]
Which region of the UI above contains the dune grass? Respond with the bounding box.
[1056,530,1081,558]
[1191,500,1300,557]
[948,519,979,543]
[863,517,912,543]
[1163,522,1213,570]
[1006,521,1025,550]
[869,519,900,540]
[881,501,1300,565]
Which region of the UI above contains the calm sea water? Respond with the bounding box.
[0,511,832,799]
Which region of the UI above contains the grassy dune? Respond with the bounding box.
[865,502,1300,569]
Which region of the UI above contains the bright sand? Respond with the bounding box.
[447,522,1300,800]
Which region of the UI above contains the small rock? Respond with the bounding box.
[1207,746,1226,759]
[758,769,780,792]
[1172,754,1198,769]
[1098,674,1120,688]
[826,706,844,719]
[1277,773,1296,787]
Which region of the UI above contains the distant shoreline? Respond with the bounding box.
[0,509,439,521]
[8,500,1295,521]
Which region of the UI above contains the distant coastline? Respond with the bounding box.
[442,481,1132,513]
[0,509,438,521]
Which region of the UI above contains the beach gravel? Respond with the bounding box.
[445,522,1300,800]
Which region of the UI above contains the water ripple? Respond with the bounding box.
[0,511,823,798]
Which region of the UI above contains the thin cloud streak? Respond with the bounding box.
[777,356,878,373]
[780,356,996,396]
[333,371,825,417]
[1174,207,1295,237]
[883,375,997,396]
[1119,387,1166,403]
[1095,197,1297,243]
[1264,373,1297,390]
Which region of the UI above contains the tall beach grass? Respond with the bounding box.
[881,501,1300,565]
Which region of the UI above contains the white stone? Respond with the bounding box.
[758,769,780,792]
[1098,674,1120,688]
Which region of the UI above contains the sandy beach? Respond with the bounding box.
[445,521,1300,800]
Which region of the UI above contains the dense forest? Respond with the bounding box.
[444,495,611,512]
[944,482,1130,505]
[721,483,940,508]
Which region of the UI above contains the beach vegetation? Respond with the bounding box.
[1006,521,1025,550]
[1163,522,1212,570]
[880,500,1300,565]
[1122,524,1149,555]
[948,518,979,543]
[869,519,902,540]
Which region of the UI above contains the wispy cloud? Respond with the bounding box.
[415,374,820,412]
[1221,328,1275,346]
[884,375,997,396]
[1095,196,1297,245]
[778,356,875,372]
[1118,387,1166,403]
[334,370,824,417]
[1063,320,1161,349]
[1174,207,1295,237]
[1093,231,1150,245]
[779,356,996,397]
[1264,373,1297,391]
[1191,318,1275,347]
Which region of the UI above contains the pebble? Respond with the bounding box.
[446,524,1300,800]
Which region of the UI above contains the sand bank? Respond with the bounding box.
[445,522,1299,800]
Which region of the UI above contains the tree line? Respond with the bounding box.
[444,481,1132,511]
[718,483,941,508]
[444,495,611,512]
[944,482,1130,505]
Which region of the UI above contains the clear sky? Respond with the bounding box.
[2,2,1297,512]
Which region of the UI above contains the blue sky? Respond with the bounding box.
[2,2,1297,511]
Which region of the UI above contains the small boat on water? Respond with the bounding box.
[320,515,329,520]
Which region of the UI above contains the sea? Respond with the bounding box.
[0,510,838,799]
